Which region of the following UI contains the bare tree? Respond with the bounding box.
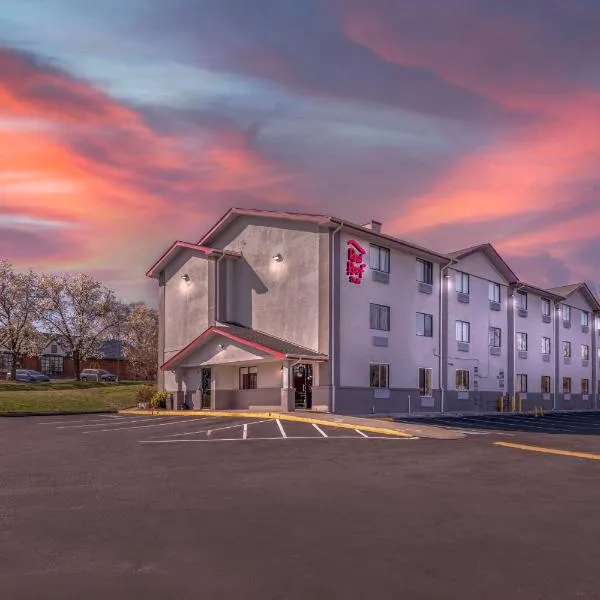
[37,273,127,380]
[122,303,158,381]
[0,260,41,380]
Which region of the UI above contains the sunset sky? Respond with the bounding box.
[1,0,599,304]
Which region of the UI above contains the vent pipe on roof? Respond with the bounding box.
[362,220,382,233]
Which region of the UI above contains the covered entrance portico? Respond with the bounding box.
[161,324,328,412]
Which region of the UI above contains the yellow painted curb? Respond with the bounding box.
[118,409,414,438]
[495,441,600,461]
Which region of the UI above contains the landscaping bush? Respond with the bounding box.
[150,390,169,409]
[135,385,155,409]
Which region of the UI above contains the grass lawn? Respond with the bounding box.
[0,383,153,414]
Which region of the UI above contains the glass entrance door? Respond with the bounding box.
[200,368,212,409]
[293,364,313,409]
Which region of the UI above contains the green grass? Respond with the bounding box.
[0,380,149,392]
[0,383,154,414]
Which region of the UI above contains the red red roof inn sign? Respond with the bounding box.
[346,240,367,284]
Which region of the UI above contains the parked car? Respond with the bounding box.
[13,369,51,382]
[80,368,117,382]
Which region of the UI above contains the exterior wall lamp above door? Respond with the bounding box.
[181,273,190,281]
[272,253,283,262]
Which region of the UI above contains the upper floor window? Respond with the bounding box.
[489,282,500,303]
[416,313,433,337]
[581,311,590,327]
[50,344,58,354]
[541,298,551,317]
[416,259,433,285]
[370,303,390,331]
[516,291,528,310]
[516,332,528,351]
[455,271,470,294]
[562,304,571,323]
[562,341,571,358]
[456,320,470,343]
[541,336,551,355]
[369,245,390,273]
[582,344,590,360]
[489,327,501,347]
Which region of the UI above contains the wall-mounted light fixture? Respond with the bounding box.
[181,273,190,281]
[272,253,283,262]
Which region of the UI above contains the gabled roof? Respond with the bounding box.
[161,323,328,370]
[447,243,519,284]
[197,207,449,263]
[547,282,600,311]
[146,241,241,279]
[516,282,565,301]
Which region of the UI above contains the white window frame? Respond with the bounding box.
[239,366,258,390]
[418,367,433,397]
[370,363,389,389]
[369,303,390,331]
[516,374,528,393]
[562,304,571,323]
[541,336,551,355]
[456,320,470,343]
[562,377,571,394]
[581,311,590,327]
[416,312,433,337]
[488,282,501,303]
[455,369,470,391]
[516,332,528,351]
[455,271,470,294]
[563,341,571,358]
[541,298,551,317]
[489,327,501,347]
[369,245,390,273]
[416,259,433,285]
[582,344,590,360]
[541,375,551,394]
[516,291,528,310]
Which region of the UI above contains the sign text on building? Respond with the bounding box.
[346,240,367,284]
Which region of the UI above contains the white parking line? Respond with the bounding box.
[243,424,248,440]
[57,416,175,429]
[160,419,271,439]
[355,429,368,438]
[81,418,200,434]
[276,419,287,439]
[37,416,120,426]
[312,423,328,437]
[138,436,418,444]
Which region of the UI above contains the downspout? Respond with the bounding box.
[215,253,226,323]
[554,300,559,411]
[511,284,526,406]
[439,259,456,413]
[330,222,343,414]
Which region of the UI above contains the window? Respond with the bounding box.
[489,327,501,347]
[416,259,433,285]
[582,345,590,360]
[516,332,528,351]
[581,311,590,327]
[541,376,552,394]
[50,344,58,354]
[418,368,432,397]
[562,304,571,323]
[369,245,390,273]
[41,355,64,376]
[562,377,571,394]
[582,379,590,395]
[541,337,551,355]
[489,282,501,303]
[370,303,390,331]
[455,271,470,294]
[516,374,528,393]
[455,320,470,343]
[455,369,470,391]
[416,313,433,337]
[562,341,571,358]
[541,298,551,317]
[239,366,257,390]
[370,364,389,388]
[516,291,528,310]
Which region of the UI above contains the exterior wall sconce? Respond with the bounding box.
[181,273,190,281]
[272,253,283,262]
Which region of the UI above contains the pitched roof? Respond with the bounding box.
[161,323,328,370]
[516,282,565,301]
[146,241,241,279]
[547,282,600,311]
[546,283,581,297]
[197,207,449,262]
[447,243,519,284]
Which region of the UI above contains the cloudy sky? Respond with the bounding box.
[1,0,599,303]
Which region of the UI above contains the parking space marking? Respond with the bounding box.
[138,436,418,444]
[243,424,248,440]
[58,416,176,429]
[276,419,287,439]
[37,416,120,426]
[312,423,327,437]
[158,419,271,438]
[355,429,368,438]
[495,442,600,461]
[81,418,206,434]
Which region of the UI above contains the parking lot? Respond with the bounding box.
[1,412,600,599]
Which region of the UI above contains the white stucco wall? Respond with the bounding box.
[338,231,441,389]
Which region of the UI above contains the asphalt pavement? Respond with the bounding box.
[1,413,600,599]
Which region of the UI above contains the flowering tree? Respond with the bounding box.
[122,303,158,381]
[0,260,43,380]
[37,273,128,380]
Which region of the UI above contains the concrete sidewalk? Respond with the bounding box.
[119,409,465,440]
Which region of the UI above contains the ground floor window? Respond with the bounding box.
[418,368,432,397]
[370,364,389,388]
[541,376,551,394]
[455,369,469,391]
[516,374,528,393]
[239,366,257,390]
[581,379,589,395]
[562,377,571,394]
[41,355,64,376]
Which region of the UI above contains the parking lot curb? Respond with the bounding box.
[118,409,415,438]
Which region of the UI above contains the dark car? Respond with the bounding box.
[80,368,117,382]
[13,369,51,382]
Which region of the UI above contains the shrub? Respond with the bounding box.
[135,385,155,408]
[150,390,169,409]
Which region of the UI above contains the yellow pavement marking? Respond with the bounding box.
[118,409,414,438]
[494,441,600,461]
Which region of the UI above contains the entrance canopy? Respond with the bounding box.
[161,323,328,370]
